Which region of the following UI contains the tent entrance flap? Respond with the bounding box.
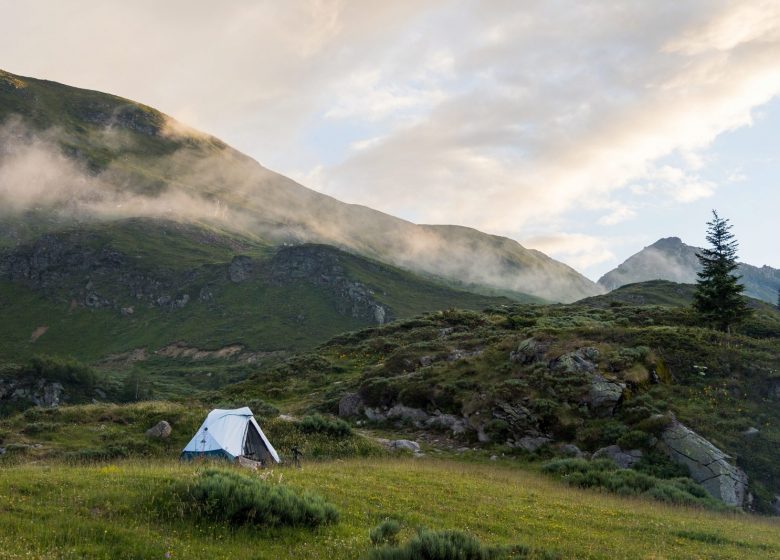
[243,421,274,464]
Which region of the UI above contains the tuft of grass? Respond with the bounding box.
[366,529,509,560]
[300,414,353,438]
[369,517,402,546]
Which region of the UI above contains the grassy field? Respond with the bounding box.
[0,458,777,559]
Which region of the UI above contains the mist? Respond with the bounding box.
[0,116,602,302]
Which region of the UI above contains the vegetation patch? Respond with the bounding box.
[165,468,339,527]
[542,458,724,509]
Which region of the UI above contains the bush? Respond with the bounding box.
[367,529,507,560]
[171,468,339,527]
[299,414,352,438]
[21,356,97,390]
[370,518,402,546]
[541,458,723,509]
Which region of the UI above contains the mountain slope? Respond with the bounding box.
[0,69,601,303]
[598,237,780,304]
[0,219,516,362]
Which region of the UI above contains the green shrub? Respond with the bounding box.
[370,518,402,546]
[616,430,651,450]
[367,529,507,560]
[299,414,352,438]
[541,458,723,509]
[172,468,339,527]
[21,356,97,390]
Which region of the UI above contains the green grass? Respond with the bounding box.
[0,458,777,559]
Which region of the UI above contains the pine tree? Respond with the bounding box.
[693,210,751,333]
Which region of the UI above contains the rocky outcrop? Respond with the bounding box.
[592,445,643,469]
[0,378,65,408]
[587,375,625,416]
[509,338,547,364]
[660,420,748,507]
[145,420,172,439]
[228,256,254,283]
[268,245,393,325]
[551,347,599,374]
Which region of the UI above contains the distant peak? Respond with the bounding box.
[649,237,684,249]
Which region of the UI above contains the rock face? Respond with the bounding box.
[269,245,393,325]
[388,439,420,453]
[0,378,65,408]
[228,256,254,283]
[660,420,748,507]
[592,445,643,469]
[587,375,625,416]
[145,420,172,439]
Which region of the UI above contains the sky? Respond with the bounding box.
[2,0,780,279]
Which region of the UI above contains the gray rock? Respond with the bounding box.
[363,407,387,422]
[587,375,625,416]
[425,414,467,435]
[0,447,5,456]
[228,256,254,283]
[490,455,498,461]
[510,338,547,364]
[390,439,420,453]
[771,495,780,516]
[660,420,748,507]
[145,420,172,439]
[517,436,553,452]
[742,427,760,438]
[557,443,586,458]
[551,347,599,374]
[387,405,430,426]
[592,445,643,469]
[338,393,364,418]
[492,401,538,435]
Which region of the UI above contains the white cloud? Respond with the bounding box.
[523,233,616,272]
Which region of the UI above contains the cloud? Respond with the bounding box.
[523,233,616,271]
[2,0,780,270]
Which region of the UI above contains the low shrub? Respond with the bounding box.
[299,414,352,438]
[541,458,723,509]
[366,529,508,560]
[20,356,97,390]
[370,518,402,546]
[170,468,339,527]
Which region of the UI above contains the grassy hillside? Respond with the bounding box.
[0,458,777,559]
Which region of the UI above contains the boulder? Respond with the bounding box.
[338,393,364,417]
[363,407,387,422]
[228,256,254,283]
[592,445,643,469]
[587,375,625,416]
[387,405,430,426]
[742,427,760,438]
[145,420,172,439]
[516,436,553,452]
[557,443,586,458]
[509,338,547,364]
[660,420,748,507]
[389,439,421,453]
[551,347,599,374]
[771,496,780,516]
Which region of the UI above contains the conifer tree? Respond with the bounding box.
[693,210,751,333]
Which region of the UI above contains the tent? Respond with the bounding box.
[181,407,280,465]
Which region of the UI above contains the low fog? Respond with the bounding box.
[0,117,601,302]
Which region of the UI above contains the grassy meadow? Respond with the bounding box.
[0,458,778,559]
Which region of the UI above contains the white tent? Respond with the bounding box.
[181,407,280,465]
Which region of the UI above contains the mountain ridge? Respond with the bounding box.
[598,236,780,304]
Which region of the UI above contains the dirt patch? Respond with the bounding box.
[102,348,149,365]
[30,326,48,343]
